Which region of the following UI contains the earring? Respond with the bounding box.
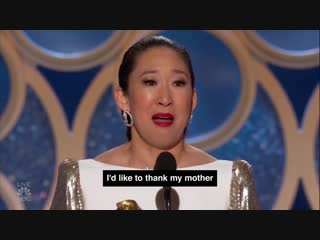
[189,113,193,124]
[122,111,133,127]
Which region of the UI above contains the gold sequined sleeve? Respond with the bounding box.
[49,159,84,210]
[228,160,260,210]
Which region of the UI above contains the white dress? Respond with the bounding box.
[78,159,233,210]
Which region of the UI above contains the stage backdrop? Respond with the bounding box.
[0,30,319,210]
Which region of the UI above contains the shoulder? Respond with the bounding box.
[51,158,84,210]
[55,158,83,181]
[58,158,80,172]
[94,144,129,166]
[184,144,218,166]
[231,159,255,183]
[232,160,253,173]
[57,158,98,176]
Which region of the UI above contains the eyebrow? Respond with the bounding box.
[173,69,189,77]
[139,69,189,78]
[139,70,158,77]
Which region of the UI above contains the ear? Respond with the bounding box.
[114,88,129,112]
[191,88,197,112]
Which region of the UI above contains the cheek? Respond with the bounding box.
[176,93,193,112]
[130,90,155,113]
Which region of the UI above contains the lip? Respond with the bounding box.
[152,113,174,119]
[152,113,174,127]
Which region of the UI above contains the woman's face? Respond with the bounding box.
[118,46,197,150]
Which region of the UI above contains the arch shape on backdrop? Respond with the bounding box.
[240,30,319,69]
[0,172,25,210]
[0,32,26,141]
[300,86,320,209]
[7,30,133,71]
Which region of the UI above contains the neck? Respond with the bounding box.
[127,137,186,169]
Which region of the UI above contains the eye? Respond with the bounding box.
[143,79,157,86]
[173,80,187,87]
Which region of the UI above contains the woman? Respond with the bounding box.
[50,35,260,210]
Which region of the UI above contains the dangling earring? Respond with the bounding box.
[122,111,133,127]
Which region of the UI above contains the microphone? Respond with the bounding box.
[154,152,177,210]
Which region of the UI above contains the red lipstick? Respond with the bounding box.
[152,113,174,127]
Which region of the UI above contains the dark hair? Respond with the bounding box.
[118,35,195,141]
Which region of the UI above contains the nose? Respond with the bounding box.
[158,85,172,106]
